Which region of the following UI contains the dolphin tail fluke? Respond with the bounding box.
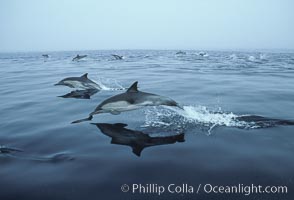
[71,115,93,124]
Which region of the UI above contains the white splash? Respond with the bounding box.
[229,54,238,60]
[95,77,126,91]
[259,53,267,60]
[144,105,248,134]
[179,106,239,126]
[248,55,256,62]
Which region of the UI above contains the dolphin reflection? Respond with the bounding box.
[92,123,185,156]
[58,89,99,99]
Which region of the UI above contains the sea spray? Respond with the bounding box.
[95,77,126,91]
[144,105,249,134]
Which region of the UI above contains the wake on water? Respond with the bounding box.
[94,77,126,91]
[71,76,293,134]
[143,105,294,135]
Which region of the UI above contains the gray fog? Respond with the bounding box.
[1,0,293,52]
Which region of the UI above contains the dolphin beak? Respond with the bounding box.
[54,83,62,86]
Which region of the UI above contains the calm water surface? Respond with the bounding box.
[0,50,294,200]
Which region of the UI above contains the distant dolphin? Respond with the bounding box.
[111,54,123,60]
[92,123,185,156]
[72,81,181,123]
[176,51,186,55]
[198,52,208,57]
[54,73,101,90]
[0,145,23,154]
[42,54,49,58]
[72,54,87,61]
[58,89,99,99]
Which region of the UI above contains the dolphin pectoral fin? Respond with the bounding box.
[67,85,75,88]
[110,110,121,115]
[165,102,183,110]
[71,115,93,124]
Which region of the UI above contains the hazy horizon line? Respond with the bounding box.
[1,47,294,54]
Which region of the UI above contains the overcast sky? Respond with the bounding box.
[1,0,293,52]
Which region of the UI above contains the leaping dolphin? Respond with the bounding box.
[72,81,181,123]
[176,51,186,55]
[54,73,101,90]
[72,54,87,61]
[198,52,208,57]
[111,54,123,60]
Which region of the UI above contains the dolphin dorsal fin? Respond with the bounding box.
[81,73,88,79]
[127,81,138,93]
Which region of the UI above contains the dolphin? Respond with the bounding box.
[54,73,101,90]
[72,54,87,61]
[58,89,99,99]
[72,81,181,123]
[111,54,123,60]
[236,115,294,128]
[92,123,185,156]
[0,145,23,154]
[176,51,186,55]
[42,54,49,58]
[198,52,208,57]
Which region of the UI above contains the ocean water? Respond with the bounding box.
[0,50,294,200]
